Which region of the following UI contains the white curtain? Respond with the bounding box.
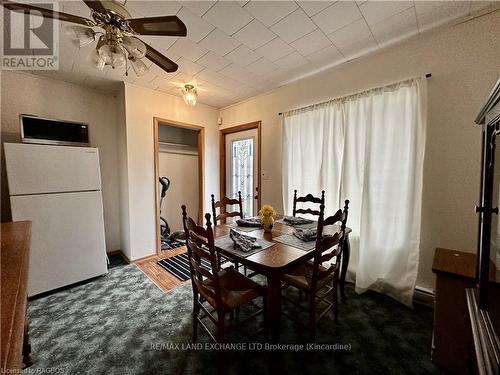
[282,78,427,306]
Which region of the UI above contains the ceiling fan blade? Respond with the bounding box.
[127,16,187,36]
[2,1,96,26]
[82,0,107,15]
[136,38,178,73]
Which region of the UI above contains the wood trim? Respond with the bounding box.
[219,121,262,214]
[130,253,159,264]
[153,117,204,256]
[114,249,159,265]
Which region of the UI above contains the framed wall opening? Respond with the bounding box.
[153,117,204,256]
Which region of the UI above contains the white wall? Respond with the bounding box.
[122,83,219,260]
[219,10,500,289]
[158,152,199,233]
[0,71,122,252]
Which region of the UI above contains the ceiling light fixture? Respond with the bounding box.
[182,84,198,107]
[91,29,148,76]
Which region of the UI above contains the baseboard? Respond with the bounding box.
[413,285,435,308]
[131,253,159,264]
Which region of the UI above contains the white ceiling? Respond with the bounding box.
[23,0,500,108]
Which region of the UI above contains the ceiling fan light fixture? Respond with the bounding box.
[93,50,106,71]
[65,25,96,48]
[98,44,113,65]
[130,57,149,76]
[122,37,146,59]
[182,84,198,107]
[111,50,126,68]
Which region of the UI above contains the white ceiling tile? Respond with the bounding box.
[176,57,205,76]
[168,38,208,62]
[178,1,216,17]
[38,0,488,109]
[153,76,179,91]
[126,1,182,17]
[224,44,261,66]
[256,37,295,62]
[139,36,178,52]
[470,1,500,14]
[291,29,332,56]
[104,66,137,84]
[297,1,333,17]
[199,29,241,56]
[203,1,253,35]
[170,72,197,85]
[196,51,231,71]
[312,1,362,34]
[243,1,298,27]
[246,57,280,76]
[339,36,378,61]
[306,45,345,66]
[371,7,418,47]
[219,63,253,83]
[233,19,277,50]
[270,9,317,43]
[274,51,309,70]
[416,1,471,31]
[328,19,373,48]
[359,1,414,25]
[178,7,215,42]
[136,64,165,85]
[61,1,93,19]
[196,69,243,90]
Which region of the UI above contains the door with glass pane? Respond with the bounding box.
[225,129,258,218]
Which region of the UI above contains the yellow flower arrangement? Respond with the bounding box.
[259,204,276,217]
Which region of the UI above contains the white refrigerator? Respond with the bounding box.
[4,143,108,296]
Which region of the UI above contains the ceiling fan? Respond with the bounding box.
[2,0,187,75]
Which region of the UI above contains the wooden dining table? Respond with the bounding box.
[213,215,351,342]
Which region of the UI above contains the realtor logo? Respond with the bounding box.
[2,1,59,70]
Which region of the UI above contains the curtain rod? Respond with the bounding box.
[278,73,432,116]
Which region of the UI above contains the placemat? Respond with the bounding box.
[215,235,274,258]
[272,234,316,251]
[275,218,317,229]
[226,223,262,232]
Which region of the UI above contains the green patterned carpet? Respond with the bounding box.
[25,258,440,375]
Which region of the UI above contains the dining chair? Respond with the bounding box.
[211,192,243,224]
[211,192,244,272]
[181,205,267,343]
[292,190,325,218]
[282,199,350,340]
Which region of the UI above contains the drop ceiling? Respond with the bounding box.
[21,1,500,108]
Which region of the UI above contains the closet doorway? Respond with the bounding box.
[153,117,204,255]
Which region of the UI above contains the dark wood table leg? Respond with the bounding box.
[267,272,282,342]
[340,235,350,302]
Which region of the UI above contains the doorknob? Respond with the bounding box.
[254,186,258,200]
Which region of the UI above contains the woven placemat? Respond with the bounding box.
[272,234,316,251]
[215,235,274,258]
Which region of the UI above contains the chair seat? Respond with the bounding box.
[204,267,262,310]
[283,262,337,291]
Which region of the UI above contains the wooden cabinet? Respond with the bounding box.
[432,247,476,374]
[467,78,500,375]
[1,221,32,370]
